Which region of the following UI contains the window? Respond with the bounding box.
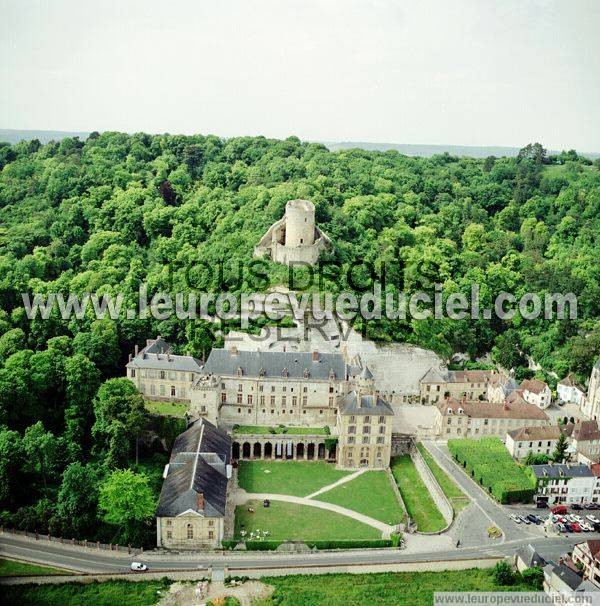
[302,396,307,405]
[283,386,287,392]
[319,409,323,414]
[282,396,286,405]
[379,426,385,434]
[221,392,226,403]
[350,416,355,423]
[329,386,334,393]
[303,387,307,393]
[259,385,264,392]
[166,520,172,526]
[247,395,253,404]
[150,384,156,395]
[271,409,274,414]
[348,436,355,444]
[270,395,275,405]
[160,371,166,380]
[447,418,452,425]
[362,436,370,444]
[378,416,385,424]
[237,393,242,404]
[364,416,370,423]
[248,408,251,413]
[166,530,172,539]
[329,397,333,406]
[238,384,243,392]
[363,426,371,434]
[293,396,297,406]
[377,436,385,444]
[260,395,265,405]
[271,386,275,392]
[130,369,136,378]
[237,407,241,413]
[171,386,176,397]
[187,524,193,539]
[348,426,356,434]
[160,384,165,396]
[208,530,214,540]
[201,405,206,413]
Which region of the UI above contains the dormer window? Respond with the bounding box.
[458,407,464,414]
[329,369,335,380]
[259,368,266,378]
[447,408,453,414]
[282,368,289,378]
[303,369,310,379]
[236,366,243,377]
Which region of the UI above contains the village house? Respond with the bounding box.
[582,360,600,421]
[562,420,600,465]
[434,395,550,439]
[505,425,561,460]
[156,418,231,550]
[558,373,586,406]
[487,373,519,403]
[419,368,497,404]
[572,540,600,588]
[520,378,552,409]
[531,463,595,506]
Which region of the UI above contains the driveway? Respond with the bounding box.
[421,441,540,543]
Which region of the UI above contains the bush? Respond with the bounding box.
[521,567,544,590]
[492,561,516,586]
[448,438,535,504]
[223,539,393,550]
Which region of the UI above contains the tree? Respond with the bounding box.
[98,469,155,544]
[552,432,569,463]
[521,567,544,590]
[524,452,550,465]
[0,426,25,507]
[22,422,62,488]
[73,320,120,376]
[56,462,100,537]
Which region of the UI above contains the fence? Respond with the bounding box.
[0,526,144,555]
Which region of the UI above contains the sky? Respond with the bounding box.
[1,0,599,151]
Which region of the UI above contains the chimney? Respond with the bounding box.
[128,353,132,362]
[146,339,153,346]
[341,345,348,361]
[134,344,139,356]
[167,352,171,362]
[230,346,238,356]
[312,349,318,362]
[196,493,205,510]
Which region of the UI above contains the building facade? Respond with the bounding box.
[126,337,202,402]
[520,379,552,409]
[156,418,231,550]
[558,374,586,406]
[434,396,550,439]
[531,464,595,505]
[420,368,496,404]
[506,425,561,459]
[582,360,600,421]
[572,540,600,588]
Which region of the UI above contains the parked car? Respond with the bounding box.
[572,503,583,510]
[586,515,600,524]
[551,505,568,515]
[564,522,573,532]
[519,515,531,524]
[510,514,521,523]
[581,522,593,531]
[571,522,582,532]
[130,562,148,571]
[592,521,600,532]
[557,523,567,533]
[536,501,548,509]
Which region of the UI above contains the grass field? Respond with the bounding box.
[237,461,350,497]
[391,455,446,532]
[233,425,328,435]
[0,558,70,577]
[315,470,404,525]
[2,579,170,605]
[255,569,533,606]
[234,500,380,541]
[144,400,188,417]
[417,443,469,516]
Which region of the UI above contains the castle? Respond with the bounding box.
[254,199,330,265]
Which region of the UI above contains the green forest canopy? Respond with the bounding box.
[0,132,598,543]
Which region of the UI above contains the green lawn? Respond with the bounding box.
[391,455,446,533]
[234,425,328,435]
[315,471,404,525]
[0,558,70,577]
[2,579,171,606]
[144,400,188,417]
[234,500,380,541]
[255,569,533,606]
[417,443,470,516]
[237,461,350,497]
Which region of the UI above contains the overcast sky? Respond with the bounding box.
[1,0,599,151]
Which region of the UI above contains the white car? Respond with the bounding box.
[510,514,521,523]
[586,515,600,524]
[130,562,148,571]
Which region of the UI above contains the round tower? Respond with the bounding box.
[284,199,315,247]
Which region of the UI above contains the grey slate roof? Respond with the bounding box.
[531,464,594,479]
[551,564,584,590]
[339,391,394,416]
[157,418,231,518]
[201,348,346,381]
[127,337,202,373]
[516,544,547,568]
[420,367,448,383]
[360,365,374,380]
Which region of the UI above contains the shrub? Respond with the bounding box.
[492,561,516,586]
[521,567,544,590]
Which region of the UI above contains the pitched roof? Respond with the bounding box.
[507,425,561,441]
[127,336,203,373]
[360,365,374,380]
[437,397,549,421]
[448,370,495,384]
[578,540,600,560]
[551,564,584,590]
[420,367,448,383]
[571,421,600,442]
[521,379,549,395]
[339,391,394,416]
[531,463,594,479]
[516,544,547,568]
[202,348,346,381]
[157,418,231,518]
[558,373,586,392]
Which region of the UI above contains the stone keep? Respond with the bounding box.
[254,199,330,266]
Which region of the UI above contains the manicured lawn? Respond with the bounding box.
[234,500,380,541]
[2,579,171,605]
[237,461,350,497]
[0,558,70,577]
[390,455,446,532]
[234,425,328,435]
[144,400,188,417]
[315,471,404,525]
[417,443,470,516]
[255,569,533,606]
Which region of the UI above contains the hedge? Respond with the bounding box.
[448,437,535,504]
[222,539,393,550]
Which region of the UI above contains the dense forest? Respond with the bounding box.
[0,132,598,545]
